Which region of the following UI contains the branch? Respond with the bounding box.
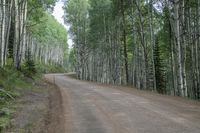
[28,5,42,14]
[0,89,15,100]
[26,19,47,28]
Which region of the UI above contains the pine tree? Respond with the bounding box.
[23,49,36,78]
[154,37,165,94]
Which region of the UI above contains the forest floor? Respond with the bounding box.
[3,79,65,133]
[45,74,200,133]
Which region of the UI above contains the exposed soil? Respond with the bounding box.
[4,79,65,133]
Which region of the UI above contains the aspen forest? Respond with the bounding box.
[1,0,200,132]
[0,0,68,70]
[64,0,200,99]
[0,1,68,129]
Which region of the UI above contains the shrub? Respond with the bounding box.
[23,50,36,78]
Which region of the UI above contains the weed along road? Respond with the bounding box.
[45,74,200,133]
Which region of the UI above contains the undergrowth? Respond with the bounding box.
[0,67,33,131]
[36,63,67,74]
[0,57,66,131]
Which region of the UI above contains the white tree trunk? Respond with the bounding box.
[1,0,6,66]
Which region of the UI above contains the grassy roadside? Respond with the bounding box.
[0,65,64,130]
[0,67,38,131]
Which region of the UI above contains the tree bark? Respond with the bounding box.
[120,0,128,84]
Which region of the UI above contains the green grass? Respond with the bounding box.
[0,116,10,130]
[0,59,68,131]
[0,67,33,131]
[0,62,66,131]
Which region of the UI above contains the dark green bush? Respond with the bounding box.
[22,50,36,78]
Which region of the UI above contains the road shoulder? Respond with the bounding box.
[3,80,65,133]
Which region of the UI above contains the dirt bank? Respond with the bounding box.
[4,80,64,133]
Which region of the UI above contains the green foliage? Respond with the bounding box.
[0,68,27,102]
[36,63,66,74]
[30,13,67,48]
[67,48,76,72]
[0,67,34,131]
[22,50,36,78]
[27,1,68,62]
[27,8,68,68]
[0,63,49,131]
[88,0,112,49]
[154,37,165,94]
[0,116,10,131]
[64,0,89,47]
[0,68,20,91]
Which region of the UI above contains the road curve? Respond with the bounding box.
[45,74,200,133]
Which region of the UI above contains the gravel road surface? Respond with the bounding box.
[45,74,200,133]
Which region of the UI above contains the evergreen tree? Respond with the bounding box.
[154,37,165,94]
[23,49,36,78]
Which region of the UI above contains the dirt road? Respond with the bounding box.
[45,74,200,133]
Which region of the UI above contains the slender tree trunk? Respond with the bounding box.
[148,0,156,91]
[174,0,187,97]
[4,0,13,65]
[135,0,147,89]
[181,0,187,96]
[120,0,128,84]
[1,0,6,66]
[14,0,20,69]
[0,1,2,65]
[169,19,176,95]
[195,0,200,98]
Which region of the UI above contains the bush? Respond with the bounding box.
[0,67,23,102]
[22,50,36,78]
